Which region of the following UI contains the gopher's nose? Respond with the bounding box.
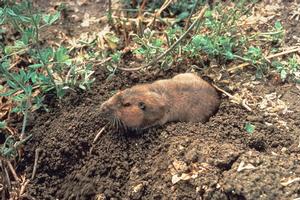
[100,103,111,114]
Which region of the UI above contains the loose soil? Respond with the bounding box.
[12,0,300,199]
[18,67,300,200]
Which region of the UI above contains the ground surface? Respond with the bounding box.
[15,1,300,200]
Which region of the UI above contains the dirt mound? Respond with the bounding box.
[18,67,300,200]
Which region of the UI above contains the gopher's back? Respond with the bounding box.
[153,73,220,123]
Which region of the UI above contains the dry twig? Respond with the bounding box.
[228,46,300,72]
[266,47,300,59]
[148,0,172,27]
[7,161,20,183]
[1,160,11,196]
[184,0,199,30]
[93,125,107,144]
[19,177,30,196]
[89,125,108,154]
[31,148,41,180]
[212,84,253,112]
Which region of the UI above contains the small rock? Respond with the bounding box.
[172,160,188,172]
[130,183,145,199]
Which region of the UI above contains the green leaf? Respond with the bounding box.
[0,8,4,16]
[19,68,26,80]
[24,85,32,94]
[288,56,299,70]
[43,12,60,25]
[5,40,26,54]
[30,72,38,83]
[0,60,10,69]
[274,21,283,31]
[21,28,35,45]
[280,69,287,80]
[54,47,70,63]
[56,88,66,98]
[32,96,44,111]
[0,121,6,129]
[19,16,31,23]
[153,39,163,47]
[7,80,18,89]
[29,63,43,69]
[79,84,86,90]
[7,9,18,17]
[4,46,14,54]
[245,123,255,134]
[0,89,17,96]
[272,61,283,71]
[12,93,26,102]
[12,107,21,113]
[246,46,262,60]
[0,8,5,24]
[38,73,50,83]
[192,35,203,46]
[175,11,189,22]
[204,10,213,17]
[15,40,26,48]
[225,51,234,60]
[32,14,41,25]
[111,52,121,63]
[39,48,54,64]
[0,17,5,24]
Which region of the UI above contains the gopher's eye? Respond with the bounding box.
[138,102,146,110]
[123,102,131,107]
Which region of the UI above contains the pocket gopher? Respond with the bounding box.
[100,73,220,130]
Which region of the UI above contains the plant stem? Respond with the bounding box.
[108,0,113,25]
[232,54,251,62]
[0,66,31,140]
[10,17,24,32]
[29,13,58,94]
[0,48,29,63]
[2,134,32,157]
[184,0,199,31]
[0,67,27,92]
[20,99,30,140]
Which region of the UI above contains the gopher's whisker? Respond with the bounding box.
[116,118,121,130]
[113,118,116,128]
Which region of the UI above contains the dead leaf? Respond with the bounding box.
[281,177,300,186]
[237,161,256,172]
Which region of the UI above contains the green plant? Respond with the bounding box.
[122,0,202,21]
[0,121,7,129]
[245,122,255,134]
[106,51,122,80]
[250,21,284,44]
[272,55,300,82]
[184,34,238,61]
[133,28,164,62]
[127,2,260,67]
[0,1,95,159]
[117,0,296,82]
[184,2,252,60]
